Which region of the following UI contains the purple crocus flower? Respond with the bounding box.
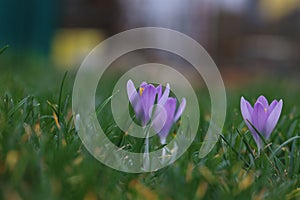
[127,80,186,144]
[152,96,186,144]
[240,95,283,150]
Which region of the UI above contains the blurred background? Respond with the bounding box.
[0,0,300,87]
[2,1,300,199]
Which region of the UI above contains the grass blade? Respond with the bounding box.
[270,136,300,159]
[0,45,9,55]
[236,128,255,158]
[58,71,68,120]
[219,134,250,166]
[96,91,119,116]
[8,96,29,116]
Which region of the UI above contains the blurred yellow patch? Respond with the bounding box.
[62,138,67,147]
[129,179,158,200]
[34,122,42,137]
[73,155,84,166]
[22,123,32,142]
[185,162,194,182]
[195,181,208,199]
[53,111,61,130]
[198,166,216,184]
[67,175,83,185]
[84,191,98,200]
[238,173,254,191]
[286,188,300,200]
[241,127,247,133]
[51,28,104,69]
[5,150,19,171]
[253,188,268,200]
[259,0,300,21]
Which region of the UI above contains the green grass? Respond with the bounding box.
[1,52,300,199]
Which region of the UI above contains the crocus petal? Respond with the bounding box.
[253,102,268,134]
[156,85,162,101]
[174,98,186,122]
[127,80,143,118]
[157,98,177,144]
[240,97,253,123]
[267,100,278,117]
[264,99,283,139]
[151,104,167,134]
[140,82,147,88]
[140,84,156,125]
[241,97,262,150]
[252,130,263,150]
[257,95,269,108]
[127,80,137,102]
[157,83,170,105]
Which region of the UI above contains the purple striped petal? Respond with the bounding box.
[140,82,147,88]
[156,85,162,101]
[264,99,283,139]
[157,98,177,144]
[127,80,143,119]
[127,80,137,101]
[157,83,170,105]
[151,104,167,134]
[140,84,156,125]
[257,95,269,108]
[267,100,278,117]
[240,97,253,124]
[174,98,186,122]
[253,102,268,134]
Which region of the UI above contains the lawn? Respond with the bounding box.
[0,47,300,200]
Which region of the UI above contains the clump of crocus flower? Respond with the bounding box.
[240,95,283,150]
[127,80,186,144]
